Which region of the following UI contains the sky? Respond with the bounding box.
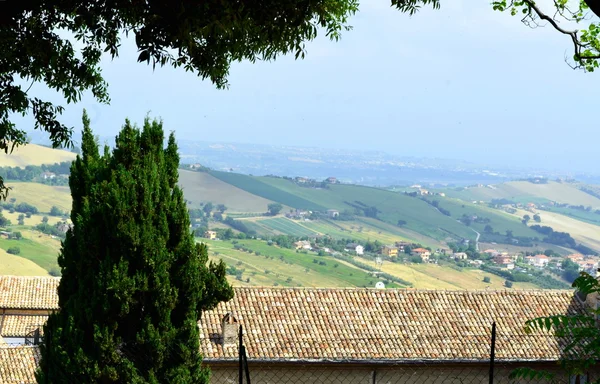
[12,0,600,173]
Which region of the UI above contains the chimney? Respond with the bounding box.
[221,312,239,347]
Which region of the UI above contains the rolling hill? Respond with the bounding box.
[0,143,76,167]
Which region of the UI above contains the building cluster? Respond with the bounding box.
[483,248,600,274]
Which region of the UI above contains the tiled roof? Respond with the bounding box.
[0,277,585,363]
[1,316,47,337]
[0,276,59,310]
[0,346,39,383]
[199,287,583,362]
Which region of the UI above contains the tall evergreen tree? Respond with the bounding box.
[37,111,233,383]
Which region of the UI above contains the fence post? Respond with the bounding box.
[243,345,251,384]
[239,325,243,384]
[489,321,496,384]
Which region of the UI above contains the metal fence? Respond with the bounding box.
[207,324,596,384]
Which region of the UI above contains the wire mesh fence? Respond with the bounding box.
[207,361,587,384]
[2,322,598,384]
[207,323,599,384]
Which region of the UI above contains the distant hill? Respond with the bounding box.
[442,181,600,208]
[0,143,76,167]
[190,170,549,246]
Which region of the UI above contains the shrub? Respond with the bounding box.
[7,246,20,255]
[483,276,491,283]
[504,280,513,288]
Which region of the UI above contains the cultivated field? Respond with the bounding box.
[179,170,277,212]
[0,144,76,167]
[358,259,539,290]
[5,182,72,213]
[443,181,600,208]
[2,212,66,226]
[512,208,600,251]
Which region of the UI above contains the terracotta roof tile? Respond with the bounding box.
[0,276,59,310]
[199,287,583,362]
[1,316,47,337]
[0,277,584,363]
[0,346,39,383]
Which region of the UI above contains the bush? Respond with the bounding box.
[504,280,513,288]
[7,246,20,255]
[15,202,39,214]
[49,267,61,277]
[483,276,491,283]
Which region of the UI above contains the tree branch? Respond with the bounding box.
[521,0,600,62]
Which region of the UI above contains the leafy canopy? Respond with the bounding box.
[1,0,598,197]
[511,271,600,382]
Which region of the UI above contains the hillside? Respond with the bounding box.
[0,143,76,167]
[442,181,600,208]
[209,171,547,244]
[203,238,543,290]
[179,170,281,212]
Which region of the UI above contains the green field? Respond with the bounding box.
[0,231,60,272]
[202,238,403,288]
[441,181,600,208]
[179,170,278,212]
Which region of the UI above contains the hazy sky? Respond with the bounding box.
[13,1,599,173]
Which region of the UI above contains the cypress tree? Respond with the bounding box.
[37,111,233,383]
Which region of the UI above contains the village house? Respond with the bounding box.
[325,177,337,183]
[345,243,364,256]
[575,259,599,274]
[453,252,468,260]
[394,241,410,251]
[411,247,431,262]
[494,254,515,270]
[380,245,398,257]
[293,240,312,250]
[295,177,309,183]
[285,209,308,219]
[528,254,550,268]
[204,230,217,240]
[567,253,585,262]
[0,276,593,383]
[483,249,499,257]
[40,171,56,180]
[327,209,339,219]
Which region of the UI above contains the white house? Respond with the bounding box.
[346,243,364,256]
[528,254,550,268]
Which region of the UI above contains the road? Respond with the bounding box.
[471,228,481,251]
